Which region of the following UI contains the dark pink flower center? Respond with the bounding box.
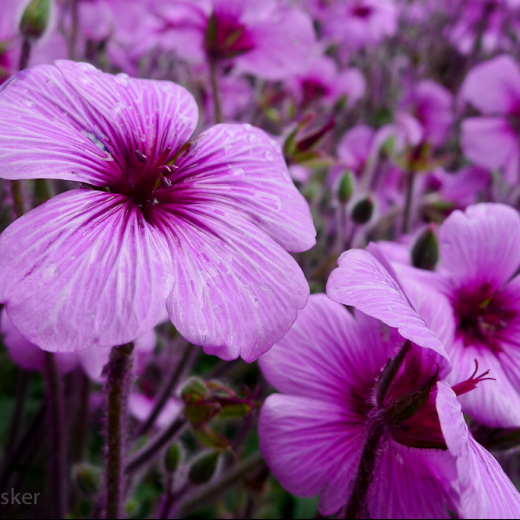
[351,3,374,18]
[204,12,255,61]
[301,79,330,105]
[452,283,516,353]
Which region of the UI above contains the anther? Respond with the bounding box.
[135,150,147,163]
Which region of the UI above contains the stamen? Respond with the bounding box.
[452,359,496,397]
[135,150,147,163]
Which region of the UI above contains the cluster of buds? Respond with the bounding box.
[181,378,260,451]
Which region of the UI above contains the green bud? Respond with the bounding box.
[351,196,374,225]
[338,171,354,203]
[20,0,50,40]
[411,226,439,271]
[218,403,251,420]
[181,377,210,402]
[72,463,101,497]
[188,451,220,485]
[164,442,181,474]
[184,401,221,426]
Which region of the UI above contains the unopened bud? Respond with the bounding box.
[164,442,181,474]
[188,451,220,485]
[351,197,374,225]
[338,171,354,203]
[72,463,101,497]
[181,377,210,402]
[20,0,50,40]
[411,225,439,271]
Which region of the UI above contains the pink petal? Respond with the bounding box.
[259,294,394,405]
[236,8,316,80]
[170,124,316,253]
[1,309,78,374]
[437,381,520,518]
[327,249,451,377]
[461,55,520,115]
[0,61,198,184]
[0,190,174,352]
[461,117,519,183]
[155,204,309,362]
[366,441,460,519]
[259,394,364,515]
[439,203,520,290]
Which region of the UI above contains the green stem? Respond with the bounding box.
[105,344,134,519]
[209,59,223,124]
[10,180,25,219]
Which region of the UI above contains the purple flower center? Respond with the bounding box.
[452,283,516,353]
[351,3,374,18]
[204,12,255,61]
[301,79,330,105]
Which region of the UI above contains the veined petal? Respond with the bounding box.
[259,394,364,515]
[327,249,451,377]
[154,203,309,362]
[461,55,520,115]
[259,294,394,405]
[0,190,174,352]
[0,61,198,185]
[170,123,316,253]
[437,381,520,519]
[439,203,520,290]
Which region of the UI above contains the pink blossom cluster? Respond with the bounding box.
[1,0,520,519]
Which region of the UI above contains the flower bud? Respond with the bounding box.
[351,196,374,225]
[20,0,50,41]
[164,442,181,474]
[188,451,220,485]
[411,225,439,271]
[338,171,354,204]
[180,377,210,403]
[72,463,101,497]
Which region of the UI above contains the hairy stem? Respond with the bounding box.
[44,352,67,519]
[344,421,385,519]
[105,343,134,519]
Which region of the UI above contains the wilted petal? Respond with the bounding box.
[461,55,520,115]
[170,123,316,253]
[327,249,451,376]
[439,203,520,290]
[259,394,363,515]
[0,61,198,184]
[155,204,309,362]
[0,190,173,352]
[259,294,393,404]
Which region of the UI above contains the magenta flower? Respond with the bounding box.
[153,0,316,80]
[259,250,520,518]
[461,55,520,184]
[321,0,399,50]
[0,61,315,361]
[401,204,520,428]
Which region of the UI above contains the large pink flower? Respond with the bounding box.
[259,252,520,518]
[0,61,315,361]
[461,55,520,184]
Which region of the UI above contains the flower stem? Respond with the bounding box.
[401,171,415,235]
[44,352,67,519]
[18,38,32,71]
[136,340,194,438]
[105,343,134,519]
[343,421,384,519]
[9,180,26,219]
[209,59,223,124]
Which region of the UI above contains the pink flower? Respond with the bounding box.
[0,61,315,361]
[153,0,316,80]
[461,55,520,183]
[397,204,520,429]
[259,250,520,518]
[321,0,399,50]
